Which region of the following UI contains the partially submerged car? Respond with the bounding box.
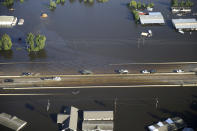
[117,69,129,74]
[79,70,93,75]
[149,69,156,73]
[173,69,184,73]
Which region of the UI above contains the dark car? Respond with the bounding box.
[4,79,14,83]
[22,72,32,76]
[79,70,93,75]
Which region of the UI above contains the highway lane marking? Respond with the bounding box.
[3,84,197,90]
[109,62,197,65]
[0,72,195,78]
[0,93,54,96]
[0,62,51,65]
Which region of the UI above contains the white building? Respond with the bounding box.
[139,12,165,25]
[0,16,17,27]
[172,18,197,31]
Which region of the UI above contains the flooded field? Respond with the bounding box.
[0,0,197,73]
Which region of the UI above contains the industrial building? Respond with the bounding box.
[172,18,197,31]
[82,111,114,131]
[0,112,27,131]
[0,16,17,27]
[139,12,165,25]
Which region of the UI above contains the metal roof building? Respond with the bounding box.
[83,111,113,121]
[82,120,113,131]
[57,106,79,131]
[172,18,197,30]
[0,113,27,131]
[139,12,165,25]
[0,16,17,27]
[82,111,114,131]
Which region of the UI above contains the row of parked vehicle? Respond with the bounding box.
[2,69,185,83]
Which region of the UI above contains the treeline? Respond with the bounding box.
[0,33,46,52]
[171,0,194,7]
[129,0,154,10]
[128,0,154,22]
[2,0,25,7]
[49,0,65,10]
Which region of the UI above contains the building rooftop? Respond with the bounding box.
[83,111,113,121]
[82,120,114,131]
[0,113,27,131]
[139,12,165,25]
[0,16,15,22]
[172,18,197,30]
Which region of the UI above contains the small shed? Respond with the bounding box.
[82,120,114,131]
[139,12,165,25]
[172,18,197,31]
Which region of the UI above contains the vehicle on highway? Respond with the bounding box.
[140,70,150,74]
[79,70,93,75]
[4,79,14,83]
[22,72,32,76]
[41,77,61,81]
[149,69,156,73]
[117,69,129,74]
[173,69,184,73]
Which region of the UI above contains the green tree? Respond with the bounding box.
[35,35,46,50]
[137,2,141,9]
[171,0,178,7]
[180,0,185,7]
[50,0,56,10]
[61,0,65,4]
[132,10,139,22]
[0,40,2,51]
[142,2,146,8]
[56,0,61,4]
[148,2,154,8]
[130,0,137,9]
[26,33,35,52]
[185,0,193,7]
[3,0,14,7]
[0,34,12,50]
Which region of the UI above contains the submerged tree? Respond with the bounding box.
[26,33,46,52]
[49,0,56,10]
[2,0,14,7]
[0,34,12,51]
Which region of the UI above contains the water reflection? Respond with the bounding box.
[0,50,13,59]
[28,50,47,61]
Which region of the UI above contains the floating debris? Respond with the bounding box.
[178,30,184,34]
[18,19,24,25]
[141,30,152,37]
[41,13,48,18]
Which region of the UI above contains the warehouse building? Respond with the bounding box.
[172,18,197,31]
[0,16,17,27]
[139,12,165,25]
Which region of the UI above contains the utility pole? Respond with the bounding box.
[114,97,117,131]
[155,97,159,109]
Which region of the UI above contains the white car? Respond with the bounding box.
[118,69,129,74]
[141,70,150,74]
[174,69,184,73]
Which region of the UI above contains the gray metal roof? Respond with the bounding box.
[172,19,197,29]
[82,120,113,131]
[0,16,15,22]
[0,113,27,131]
[83,111,113,121]
[69,106,79,131]
[139,12,165,24]
[57,114,69,124]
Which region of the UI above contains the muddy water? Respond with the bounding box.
[0,0,197,72]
